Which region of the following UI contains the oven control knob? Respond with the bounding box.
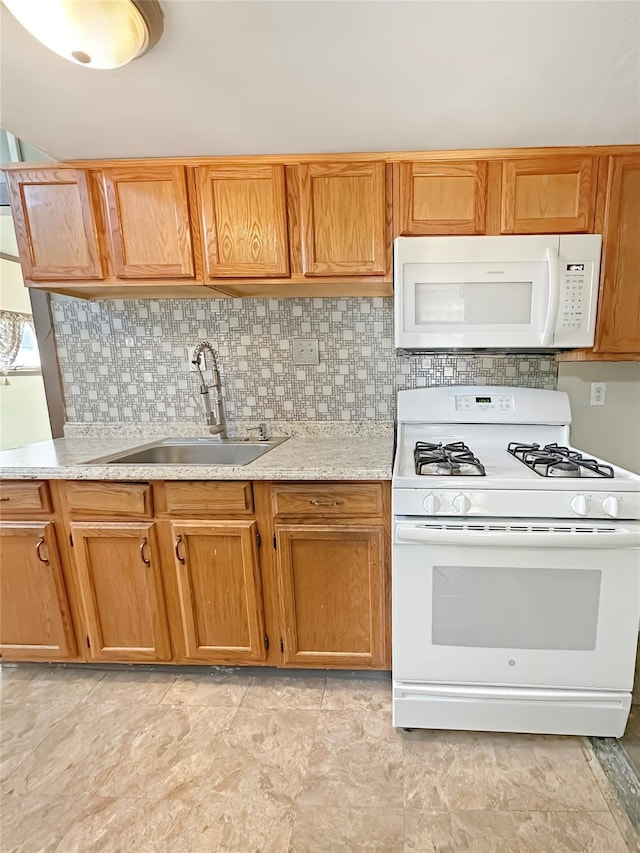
[602,495,620,518]
[423,493,441,514]
[570,495,589,516]
[452,493,471,514]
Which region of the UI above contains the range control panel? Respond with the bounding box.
[455,394,514,412]
[559,262,591,331]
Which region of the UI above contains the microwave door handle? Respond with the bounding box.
[395,527,640,549]
[542,245,561,346]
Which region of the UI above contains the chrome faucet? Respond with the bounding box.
[191,341,227,438]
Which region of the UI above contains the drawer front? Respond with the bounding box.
[65,482,153,519]
[272,483,384,518]
[161,481,254,516]
[0,481,52,515]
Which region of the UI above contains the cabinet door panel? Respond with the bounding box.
[0,522,76,660]
[298,162,388,275]
[197,164,289,278]
[102,166,194,278]
[71,522,171,661]
[501,156,597,233]
[6,169,102,280]
[398,160,487,235]
[276,524,388,668]
[595,155,640,354]
[171,521,266,663]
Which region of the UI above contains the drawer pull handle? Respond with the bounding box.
[36,537,49,565]
[0,497,10,501]
[310,499,344,507]
[175,535,186,564]
[140,538,151,567]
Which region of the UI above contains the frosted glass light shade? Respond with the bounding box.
[2,0,160,69]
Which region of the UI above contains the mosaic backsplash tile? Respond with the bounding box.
[50,296,558,425]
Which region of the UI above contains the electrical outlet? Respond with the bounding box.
[189,347,205,372]
[292,339,319,365]
[590,382,606,406]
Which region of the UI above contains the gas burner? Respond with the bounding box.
[414,441,486,477]
[507,442,614,479]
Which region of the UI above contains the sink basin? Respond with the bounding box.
[83,437,287,466]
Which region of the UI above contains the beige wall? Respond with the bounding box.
[0,213,52,450]
[557,362,640,473]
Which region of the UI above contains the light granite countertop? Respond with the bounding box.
[0,434,395,481]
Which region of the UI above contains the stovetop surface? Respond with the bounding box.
[394,423,640,492]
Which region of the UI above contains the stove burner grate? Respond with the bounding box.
[414,440,486,476]
[507,442,614,478]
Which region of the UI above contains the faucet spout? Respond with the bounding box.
[191,341,227,438]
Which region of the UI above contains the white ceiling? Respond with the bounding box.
[1,0,639,161]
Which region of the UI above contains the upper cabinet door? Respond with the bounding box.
[101,166,195,279]
[6,168,103,281]
[595,155,640,354]
[501,156,597,233]
[298,161,388,276]
[196,164,289,278]
[397,160,488,235]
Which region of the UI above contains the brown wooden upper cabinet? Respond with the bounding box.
[296,161,389,276]
[396,160,488,235]
[594,155,640,355]
[6,168,103,281]
[196,163,289,278]
[101,166,195,280]
[501,156,597,234]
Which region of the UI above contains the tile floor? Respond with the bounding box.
[0,665,636,852]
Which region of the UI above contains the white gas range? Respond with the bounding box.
[392,386,640,737]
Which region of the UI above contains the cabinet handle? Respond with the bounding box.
[175,535,186,564]
[0,497,10,501]
[140,538,151,567]
[310,499,344,507]
[36,537,49,565]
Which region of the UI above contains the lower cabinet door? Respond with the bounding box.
[171,520,267,663]
[275,524,388,668]
[0,521,77,661]
[71,522,171,662]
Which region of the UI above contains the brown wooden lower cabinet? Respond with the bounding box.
[275,523,388,668]
[70,521,172,662]
[169,520,267,663]
[0,521,77,661]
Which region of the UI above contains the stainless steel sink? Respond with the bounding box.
[83,437,287,466]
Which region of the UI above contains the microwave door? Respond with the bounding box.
[399,261,551,349]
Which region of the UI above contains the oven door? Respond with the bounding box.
[392,520,640,691]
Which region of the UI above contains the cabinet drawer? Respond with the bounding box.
[0,481,52,515]
[160,481,254,515]
[65,482,153,519]
[272,483,384,518]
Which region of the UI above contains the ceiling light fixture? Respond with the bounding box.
[1,0,164,70]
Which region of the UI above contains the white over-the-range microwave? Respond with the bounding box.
[394,234,602,352]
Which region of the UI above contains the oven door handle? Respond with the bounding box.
[395,527,640,549]
[542,244,561,347]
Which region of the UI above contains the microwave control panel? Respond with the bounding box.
[558,262,592,333]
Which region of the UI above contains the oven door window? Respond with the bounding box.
[432,565,601,650]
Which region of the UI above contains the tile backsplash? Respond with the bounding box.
[51,296,558,425]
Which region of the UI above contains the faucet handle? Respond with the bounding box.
[247,423,268,441]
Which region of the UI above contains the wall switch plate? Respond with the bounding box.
[292,339,319,365]
[189,347,205,372]
[143,350,153,361]
[590,382,606,406]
